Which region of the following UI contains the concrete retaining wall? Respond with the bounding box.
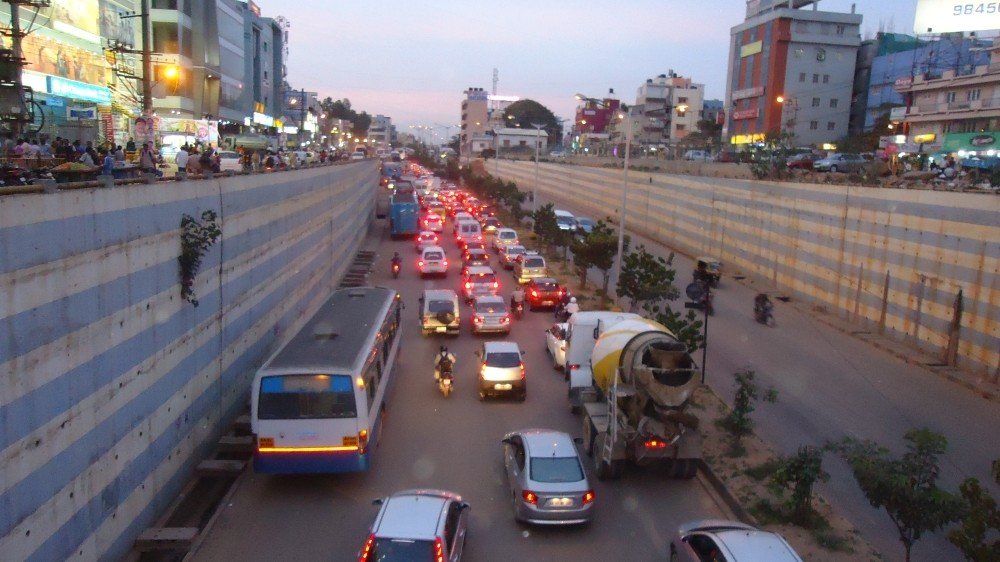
[0,163,377,561]
[496,160,999,377]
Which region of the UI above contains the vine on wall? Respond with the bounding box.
[178,210,222,307]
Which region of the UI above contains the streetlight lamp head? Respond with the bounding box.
[776,95,785,104]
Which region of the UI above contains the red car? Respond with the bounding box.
[524,277,565,310]
[786,153,819,170]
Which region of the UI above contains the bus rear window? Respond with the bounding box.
[258,375,357,420]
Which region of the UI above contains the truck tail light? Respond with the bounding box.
[568,363,580,371]
[359,533,375,562]
[520,363,525,379]
[643,439,668,449]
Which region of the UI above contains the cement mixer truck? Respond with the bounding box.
[566,312,701,480]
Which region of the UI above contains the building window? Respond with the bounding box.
[676,124,686,131]
[816,48,826,61]
[823,74,830,84]
[836,24,846,35]
[152,21,179,54]
[830,98,838,108]
[968,89,981,101]
[946,91,957,103]
[812,97,820,107]
[810,121,818,130]
[812,74,819,83]
[799,72,806,82]
[678,96,688,103]
[794,48,804,57]
[827,122,836,130]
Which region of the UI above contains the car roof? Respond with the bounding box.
[421,245,444,254]
[497,227,517,234]
[531,277,558,285]
[465,265,494,275]
[504,245,526,252]
[475,295,504,304]
[484,341,521,353]
[515,429,578,457]
[423,289,457,300]
[679,520,802,562]
[375,490,456,539]
[466,248,488,255]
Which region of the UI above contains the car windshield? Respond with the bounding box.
[372,538,434,560]
[578,219,594,227]
[428,300,454,314]
[507,247,525,256]
[524,257,544,267]
[475,300,507,313]
[424,252,443,260]
[486,351,521,368]
[500,231,516,240]
[556,218,574,225]
[535,282,558,291]
[530,456,585,483]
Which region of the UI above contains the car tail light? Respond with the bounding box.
[520,363,525,380]
[643,439,668,449]
[568,363,580,371]
[531,290,538,298]
[502,315,510,324]
[433,537,444,562]
[521,490,538,505]
[492,281,499,289]
[474,315,483,324]
[442,260,448,267]
[359,429,369,453]
[465,282,471,289]
[582,490,595,505]
[359,533,375,562]
[418,260,424,267]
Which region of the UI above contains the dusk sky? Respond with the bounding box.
[252,0,919,137]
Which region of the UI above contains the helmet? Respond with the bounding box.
[570,297,577,304]
[393,251,400,257]
[439,345,447,353]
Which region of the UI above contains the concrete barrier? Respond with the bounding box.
[495,160,1000,378]
[0,163,377,561]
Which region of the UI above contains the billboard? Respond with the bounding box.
[914,0,1000,34]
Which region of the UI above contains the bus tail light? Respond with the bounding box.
[643,438,667,449]
[568,363,580,371]
[359,429,369,453]
[359,533,375,562]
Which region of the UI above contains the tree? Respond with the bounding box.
[949,477,999,561]
[319,97,372,139]
[649,307,704,353]
[502,99,563,146]
[837,428,966,562]
[616,245,679,312]
[718,368,777,454]
[570,220,618,290]
[769,445,830,524]
[531,203,560,245]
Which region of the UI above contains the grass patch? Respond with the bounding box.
[811,526,855,553]
[744,459,780,481]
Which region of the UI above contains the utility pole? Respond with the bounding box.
[8,1,23,138]
[2,0,51,139]
[530,122,545,214]
[140,0,152,115]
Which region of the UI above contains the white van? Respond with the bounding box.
[554,209,576,232]
[455,219,482,246]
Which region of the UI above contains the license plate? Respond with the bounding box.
[435,327,447,333]
[342,436,358,446]
[545,497,574,507]
[541,300,553,306]
[494,383,512,390]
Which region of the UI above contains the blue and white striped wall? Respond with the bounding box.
[497,161,999,377]
[0,163,377,561]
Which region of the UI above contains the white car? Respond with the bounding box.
[418,246,448,277]
[415,231,440,253]
[217,150,243,172]
[493,228,519,253]
[544,322,569,372]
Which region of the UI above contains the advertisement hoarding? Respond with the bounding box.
[914,0,1000,34]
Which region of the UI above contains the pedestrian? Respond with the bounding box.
[198,147,214,173]
[175,145,189,171]
[113,145,125,162]
[78,148,95,166]
[125,137,136,152]
[251,149,261,172]
[139,142,157,174]
[100,149,114,176]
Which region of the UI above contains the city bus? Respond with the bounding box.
[250,287,402,474]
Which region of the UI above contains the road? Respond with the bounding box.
[192,216,729,561]
[533,192,1000,562]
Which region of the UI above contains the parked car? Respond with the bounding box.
[544,322,569,371]
[471,295,511,335]
[683,150,712,161]
[786,152,819,170]
[461,265,499,301]
[359,489,470,561]
[554,210,576,232]
[524,277,564,310]
[575,217,595,234]
[670,519,802,562]
[514,253,547,285]
[501,429,594,524]
[813,153,866,173]
[499,244,527,270]
[477,341,525,400]
[217,150,243,172]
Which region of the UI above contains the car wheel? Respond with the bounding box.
[830,165,838,173]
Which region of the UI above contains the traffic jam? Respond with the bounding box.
[361,160,803,562]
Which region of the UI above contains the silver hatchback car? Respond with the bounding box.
[502,429,594,525]
[670,519,803,562]
[360,489,470,562]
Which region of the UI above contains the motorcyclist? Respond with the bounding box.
[510,285,525,309]
[564,297,580,316]
[391,251,402,270]
[434,345,456,382]
[754,293,772,316]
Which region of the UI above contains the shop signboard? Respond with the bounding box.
[732,108,759,120]
[68,105,97,119]
[889,106,907,121]
[49,76,112,104]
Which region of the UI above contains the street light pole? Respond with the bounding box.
[614,110,633,288]
[530,122,545,214]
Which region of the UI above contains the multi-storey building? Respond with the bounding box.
[851,33,992,134]
[724,0,862,147]
[633,72,704,147]
[702,99,725,125]
[897,39,1000,155]
[368,114,395,147]
[460,87,489,159]
[574,89,620,135]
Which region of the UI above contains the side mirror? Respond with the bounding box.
[459,502,471,510]
[372,498,384,506]
[501,437,511,445]
[520,350,525,356]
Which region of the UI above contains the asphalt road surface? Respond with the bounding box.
[192,217,729,562]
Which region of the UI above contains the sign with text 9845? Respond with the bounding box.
[914,1,1000,33]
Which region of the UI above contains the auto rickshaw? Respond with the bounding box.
[693,256,722,288]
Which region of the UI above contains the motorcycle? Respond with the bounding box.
[391,261,401,279]
[754,302,775,326]
[436,366,454,397]
[511,300,524,320]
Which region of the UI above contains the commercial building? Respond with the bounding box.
[897,38,1000,156]
[632,72,705,148]
[723,0,862,147]
[493,127,547,153]
[460,87,489,159]
[367,114,396,147]
[703,99,725,125]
